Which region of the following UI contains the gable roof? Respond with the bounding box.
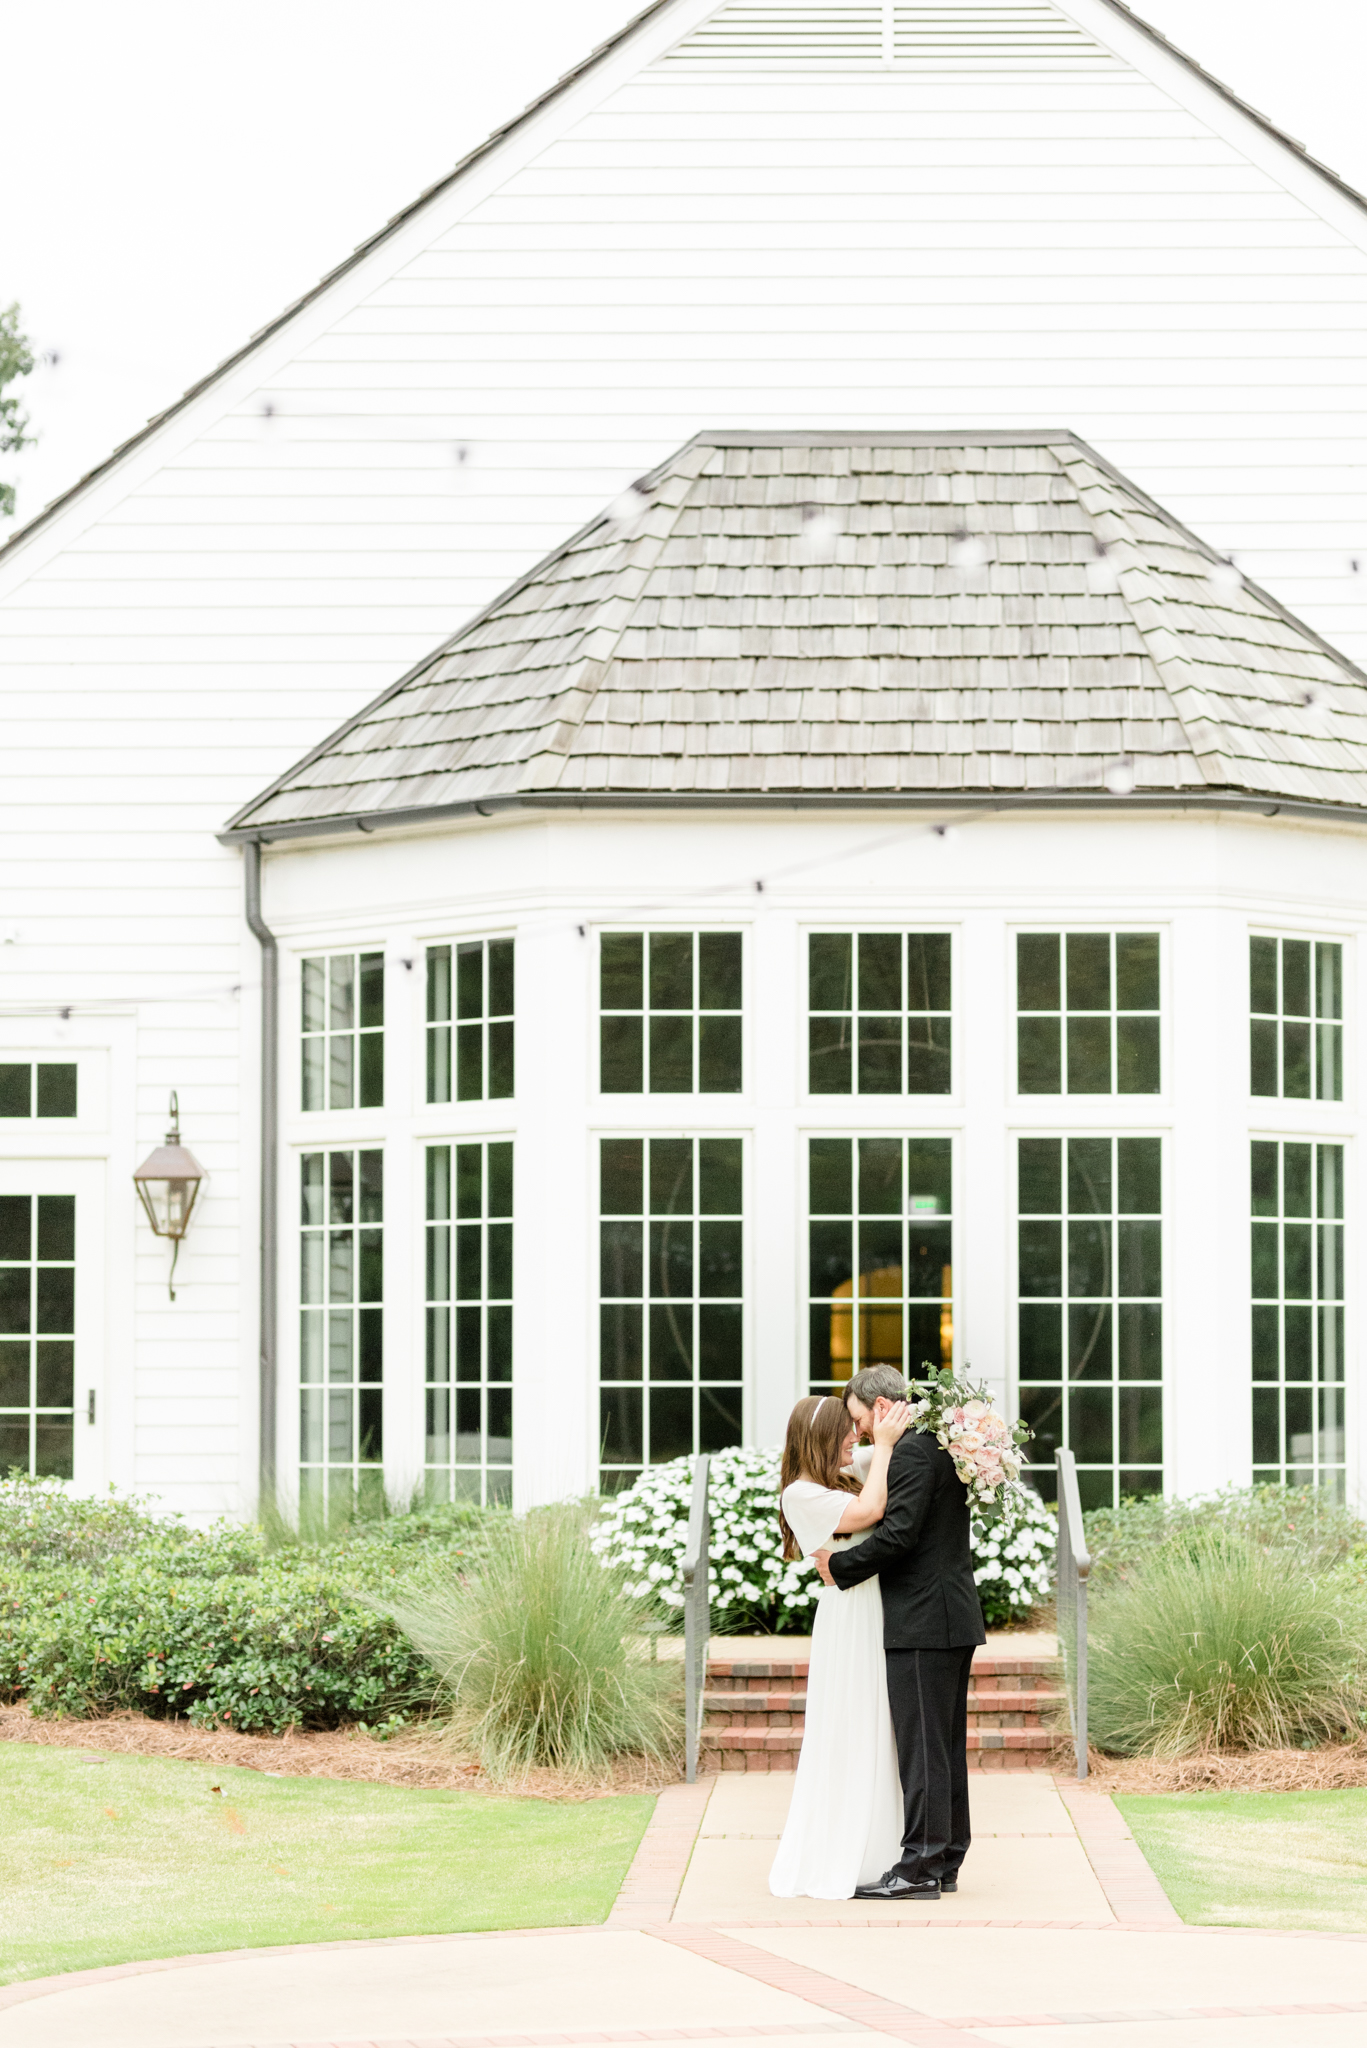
[7,0,1367,575]
[225,428,1367,839]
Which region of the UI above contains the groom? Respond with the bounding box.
[813,1364,986,1902]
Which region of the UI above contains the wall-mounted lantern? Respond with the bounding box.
[133,1091,207,1300]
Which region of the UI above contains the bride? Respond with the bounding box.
[769,1391,910,1900]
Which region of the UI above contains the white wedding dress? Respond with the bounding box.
[768,1480,904,1899]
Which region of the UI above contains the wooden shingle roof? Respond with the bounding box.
[227,430,1367,836]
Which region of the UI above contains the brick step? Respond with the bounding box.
[967,1728,1056,1751]
[966,1690,1066,1717]
[699,1645,1063,1772]
[703,1690,808,1714]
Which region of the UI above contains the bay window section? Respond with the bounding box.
[1251,1140,1345,1496]
[302,952,384,1110]
[599,933,742,1094]
[424,1140,513,1505]
[426,941,514,1104]
[1249,938,1342,1101]
[1017,1135,1163,1510]
[808,933,951,1095]
[598,1136,743,1491]
[808,1137,953,1393]
[300,1150,382,1520]
[1017,933,1159,1095]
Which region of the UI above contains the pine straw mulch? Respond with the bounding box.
[1075,1739,1367,1796]
[0,1702,676,1802]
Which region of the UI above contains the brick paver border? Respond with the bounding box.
[609,1778,716,1927]
[1051,1776,1183,1927]
[648,1924,956,2044]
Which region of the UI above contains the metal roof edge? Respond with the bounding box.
[1094,0,1367,222]
[220,788,1367,850]
[693,429,1077,447]
[0,0,682,572]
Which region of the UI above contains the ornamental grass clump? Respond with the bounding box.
[1086,1528,1367,1758]
[382,1502,684,1787]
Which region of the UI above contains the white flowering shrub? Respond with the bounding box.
[971,1482,1055,1627]
[592,1447,1054,1635]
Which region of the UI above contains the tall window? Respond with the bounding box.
[302,953,384,1110]
[600,933,742,1093]
[300,1150,382,1516]
[808,1138,953,1393]
[427,941,514,1104]
[0,1196,75,1480]
[1250,938,1342,1101]
[425,1141,513,1505]
[1017,933,1159,1095]
[0,1065,77,1119]
[808,934,951,1094]
[1017,1136,1162,1509]
[598,1136,743,1490]
[1252,1140,1344,1496]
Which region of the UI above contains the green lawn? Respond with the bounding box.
[0,1743,653,1984]
[1118,1787,1367,1933]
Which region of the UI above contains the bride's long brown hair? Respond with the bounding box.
[778,1394,860,1561]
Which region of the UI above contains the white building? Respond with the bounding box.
[2,0,1366,1519]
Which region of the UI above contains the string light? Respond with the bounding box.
[798,504,840,562]
[1206,557,1243,599]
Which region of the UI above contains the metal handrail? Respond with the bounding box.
[682,1453,711,1783]
[1055,1448,1091,1780]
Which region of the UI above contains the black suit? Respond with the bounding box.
[828,1429,986,1885]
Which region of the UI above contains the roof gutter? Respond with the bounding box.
[242,841,278,1509]
[218,788,1367,847]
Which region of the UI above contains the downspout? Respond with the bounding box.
[243,840,278,1508]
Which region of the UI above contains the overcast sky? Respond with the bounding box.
[3,0,1365,532]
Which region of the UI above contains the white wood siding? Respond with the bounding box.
[2,0,1366,1512]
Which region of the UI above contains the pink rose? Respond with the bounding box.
[963,1400,988,1420]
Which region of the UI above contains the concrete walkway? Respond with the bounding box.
[2,1772,1365,2048]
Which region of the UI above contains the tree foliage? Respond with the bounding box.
[0,303,35,518]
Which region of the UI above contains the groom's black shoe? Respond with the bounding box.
[940,1878,958,1893]
[852,1871,940,1901]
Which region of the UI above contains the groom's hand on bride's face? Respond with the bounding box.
[812,1548,835,1587]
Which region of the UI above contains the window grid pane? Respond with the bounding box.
[0,1066,78,1120]
[299,1149,383,1523]
[598,1135,743,1490]
[424,1140,513,1506]
[1249,936,1343,1103]
[1016,933,1160,1097]
[807,1137,954,1393]
[1250,1138,1345,1494]
[426,941,515,1106]
[1016,1136,1163,1511]
[599,933,742,1095]
[0,1194,75,1481]
[301,952,384,1111]
[808,933,951,1096]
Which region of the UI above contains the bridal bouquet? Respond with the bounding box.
[908,1365,1030,1511]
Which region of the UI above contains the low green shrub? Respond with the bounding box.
[384,1502,684,1786]
[0,1478,492,1733]
[1086,1528,1367,1757]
